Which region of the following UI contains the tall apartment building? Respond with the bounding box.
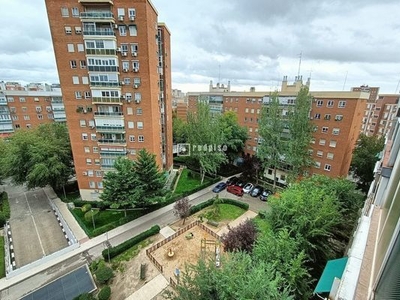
[187,76,368,182]
[45,0,173,200]
[0,83,65,138]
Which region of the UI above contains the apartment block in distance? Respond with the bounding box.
[45,0,173,200]
[187,76,369,183]
[0,82,65,138]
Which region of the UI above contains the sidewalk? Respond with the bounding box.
[217,210,258,236]
[126,274,169,300]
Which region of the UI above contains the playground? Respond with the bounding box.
[149,222,222,282]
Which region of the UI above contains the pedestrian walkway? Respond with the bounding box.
[160,226,175,238]
[217,210,258,236]
[126,274,169,300]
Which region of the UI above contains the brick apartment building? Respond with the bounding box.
[186,76,369,183]
[0,82,66,138]
[45,0,173,200]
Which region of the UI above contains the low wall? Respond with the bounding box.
[47,198,78,245]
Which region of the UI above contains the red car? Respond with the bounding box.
[227,185,244,197]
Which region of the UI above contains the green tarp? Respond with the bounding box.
[313,257,348,294]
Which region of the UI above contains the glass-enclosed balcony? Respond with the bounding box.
[92,97,123,104]
[80,11,114,20]
[96,126,125,133]
[90,82,121,87]
[94,111,123,116]
[88,66,119,72]
[79,0,113,4]
[86,49,116,55]
[98,139,126,144]
[100,150,127,157]
[83,29,115,36]
[0,96,7,105]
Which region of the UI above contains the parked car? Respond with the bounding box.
[212,182,227,193]
[260,189,273,201]
[250,186,263,197]
[227,185,244,197]
[243,183,254,194]
[226,176,239,186]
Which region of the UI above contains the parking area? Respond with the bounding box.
[8,187,69,268]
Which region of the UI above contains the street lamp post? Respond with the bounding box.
[91,209,96,230]
[106,232,110,262]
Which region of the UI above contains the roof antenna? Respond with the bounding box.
[342,71,348,91]
[297,52,302,77]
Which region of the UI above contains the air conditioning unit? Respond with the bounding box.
[134,84,139,89]
[114,24,119,29]
[121,52,128,57]
[132,52,137,57]
[129,16,135,21]
[135,99,141,104]
[133,68,139,72]
[83,109,87,114]
[94,189,99,193]
[90,125,95,129]
[118,15,124,21]
[121,95,126,99]
[120,81,125,85]
[116,47,121,52]
[46,108,52,112]
[82,171,88,176]
[123,68,129,73]
[127,99,132,103]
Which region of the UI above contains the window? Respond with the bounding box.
[37,114,43,120]
[48,114,53,119]
[84,91,91,98]
[75,27,82,34]
[88,120,95,127]
[335,114,343,121]
[95,159,100,166]
[245,108,249,113]
[129,135,135,142]
[77,44,84,52]
[95,170,102,177]
[315,161,321,169]
[117,8,125,17]
[89,181,95,188]
[80,120,86,127]
[322,127,329,133]
[86,158,92,165]
[67,44,74,52]
[122,61,130,70]
[138,135,144,142]
[327,100,334,107]
[20,97,26,102]
[93,147,98,153]
[128,8,136,18]
[136,108,142,115]
[15,124,20,129]
[82,133,88,140]
[23,115,30,120]
[34,97,39,102]
[90,133,97,141]
[61,7,69,17]
[134,92,141,102]
[310,138,316,144]
[10,107,16,113]
[319,139,326,146]
[80,60,87,69]
[316,100,323,107]
[7,97,14,102]
[332,128,340,135]
[97,182,103,189]
[82,77,89,85]
[133,77,141,86]
[71,7,79,17]
[84,146,90,153]
[324,164,331,171]
[338,101,346,108]
[22,107,27,112]
[124,77,131,85]
[75,91,82,99]
[65,26,72,35]
[119,25,127,36]
[314,113,321,119]
[12,116,18,121]
[257,109,260,114]
[70,60,77,69]
[137,122,143,129]
[132,60,140,70]
[329,140,337,148]
[327,153,334,160]
[324,114,331,120]
[72,76,79,84]
[127,107,133,115]
[130,43,138,54]
[26,124,32,129]
[317,150,323,157]
[128,121,134,129]
[129,25,137,36]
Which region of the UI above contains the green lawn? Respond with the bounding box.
[0,236,5,278]
[110,238,153,272]
[174,169,213,195]
[204,203,245,222]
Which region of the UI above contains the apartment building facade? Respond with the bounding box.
[187,76,369,181]
[45,0,172,200]
[0,83,65,138]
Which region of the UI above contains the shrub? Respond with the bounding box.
[73,293,95,300]
[74,200,107,210]
[221,198,249,210]
[221,219,257,253]
[207,220,219,227]
[94,265,114,284]
[84,209,98,222]
[98,285,111,300]
[102,225,160,260]
[258,210,268,219]
[81,203,92,213]
[0,212,6,227]
[92,223,117,237]
[0,192,10,219]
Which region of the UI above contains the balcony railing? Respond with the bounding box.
[88,66,119,72]
[83,29,115,36]
[90,82,120,87]
[96,126,125,132]
[0,128,14,133]
[0,119,12,124]
[0,98,7,105]
[100,151,127,157]
[86,49,117,55]
[92,97,123,104]
[80,12,114,19]
[94,111,123,116]
[98,139,126,144]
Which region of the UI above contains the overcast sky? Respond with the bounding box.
[0,0,399,94]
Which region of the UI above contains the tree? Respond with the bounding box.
[350,133,385,193]
[258,92,286,189]
[218,111,248,162]
[2,123,73,190]
[286,87,314,181]
[173,197,192,225]
[221,219,257,253]
[133,148,165,203]
[186,102,227,183]
[100,158,144,215]
[173,113,188,143]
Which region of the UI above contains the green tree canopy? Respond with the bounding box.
[172,112,188,143]
[350,133,385,193]
[2,123,73,189]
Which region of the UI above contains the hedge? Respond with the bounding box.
[94,266,114,284]
[190,198,249,215]
[102,225,160,260]
[92,223,117,237]
[98,286,111,300]
[220,198,249,210]
[0,192,10,225]
[73,200,108,210]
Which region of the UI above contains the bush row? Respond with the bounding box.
[0,192,10,227]
[189,198,249,215]
[102,225,160,260]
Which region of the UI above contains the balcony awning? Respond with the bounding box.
[313,257,348,294]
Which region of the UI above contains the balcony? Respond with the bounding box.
[90,82,121,88]
[94,111,123,116]
[79,0,113,4]
[80,11,114,20]
[100,151,127,157]
[98,139,126,145]
[83,29,115,37]
[96,126,125,133]
[86,49,116,56]
[88,66,119,72]
[0,97,7,105]
[92,97,123,104]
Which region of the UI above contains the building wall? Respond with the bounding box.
[45,0,171,200]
